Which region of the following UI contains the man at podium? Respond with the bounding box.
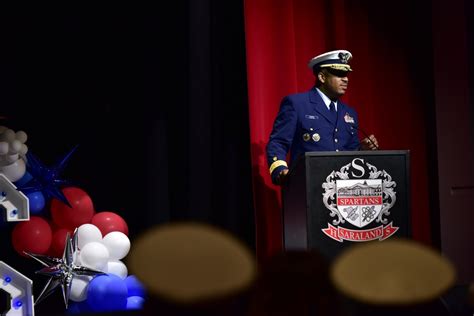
[267,50,378,185]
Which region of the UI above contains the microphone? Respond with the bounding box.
[353,125,379,150]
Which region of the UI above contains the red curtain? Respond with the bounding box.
[244,0,432,261]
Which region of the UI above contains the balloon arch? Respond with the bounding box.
[1,126,145,313]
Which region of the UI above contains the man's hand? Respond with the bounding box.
[360,134,378,150]
[276,168,289,185]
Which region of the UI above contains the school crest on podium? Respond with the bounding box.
[321,158,398,242]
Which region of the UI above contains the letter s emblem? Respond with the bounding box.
[351,158,365,178]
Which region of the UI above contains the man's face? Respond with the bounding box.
[318,69,349,99]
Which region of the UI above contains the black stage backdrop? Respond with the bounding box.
[0,3,254,314]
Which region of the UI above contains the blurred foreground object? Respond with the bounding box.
[128,222,256,315]
[331,238,456,314]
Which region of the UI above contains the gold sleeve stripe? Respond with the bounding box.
[269,160,288,175]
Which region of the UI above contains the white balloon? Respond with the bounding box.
[1,129,15,142]
[19,144,28,156]
[102,232,131,260]
[0,142,8,155]
[15,131,27,143]
[0,126,7,134]
[77,224,103,250]
[79,242,109,271]
[70,276,92,302]
[0,156,10,167]
[9,140,22,154]
[0,159,26,182]
[105,260,128,279]
[6,154,19,164]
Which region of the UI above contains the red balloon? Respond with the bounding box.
[49,220,62,233]
[49,228,72,258]
[12,216,52,256]
[50,187,95,230]
[91,212,129,236]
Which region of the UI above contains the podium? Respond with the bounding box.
[282,150,410,259]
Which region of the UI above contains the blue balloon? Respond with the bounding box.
[125,275,146,298]
[14,171,33,187]
[126,296,145,310]
[26,191,46,214]
[66,302,81,314]
[86,274,128,312]
[67,300,91,314]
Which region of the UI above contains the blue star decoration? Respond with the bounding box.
[25,230,105,309]
[19,145,79,207]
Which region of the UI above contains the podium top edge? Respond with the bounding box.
[304,150,410,157]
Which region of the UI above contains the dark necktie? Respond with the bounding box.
[329,101,337,121]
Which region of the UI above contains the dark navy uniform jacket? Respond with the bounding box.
[267,87,360,183]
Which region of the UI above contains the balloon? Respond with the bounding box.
[70,276,92,302]
[91,212,128,236]
[86,274,128,312]
[11,216,52,256]
[105,260,128,279]
[1,128,15,141]
[15,131,28,143]
[19,143,28,156]
[66,302,81,314]
[104,260,128,280]
[125,275,146,298]
[26,191,46,214]
[67,300,92,314]
[0,159,26,182]
[102,232,130,260]
[10,140,22,153]
[50,187,95,230]
[5,153,19,164]
[126,296,145,310]
[0,141,8,155]
[49,228,72,258]
[76,224,102,250]
[13,171,33,187]
[79,242,109,271]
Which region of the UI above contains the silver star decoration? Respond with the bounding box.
[25,230,105,309]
